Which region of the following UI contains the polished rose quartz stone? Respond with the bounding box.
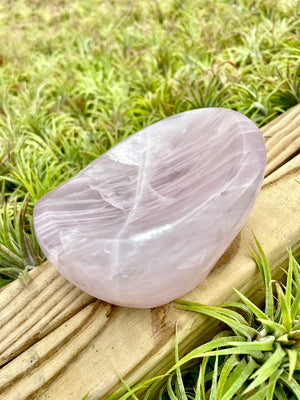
[33,108,266,308]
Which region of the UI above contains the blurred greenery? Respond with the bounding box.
[0,0,299,283]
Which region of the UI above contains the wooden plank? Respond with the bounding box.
[0,263,93,368]
[261,104,300,176]
[0,105,299,400]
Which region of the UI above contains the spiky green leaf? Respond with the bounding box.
[244,344,286,394]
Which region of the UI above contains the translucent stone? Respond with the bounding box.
[33,108,266,308]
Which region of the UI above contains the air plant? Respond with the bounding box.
[109,241,300,400]
[0,193,44,287]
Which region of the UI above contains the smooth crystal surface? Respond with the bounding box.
[33,108,266,308]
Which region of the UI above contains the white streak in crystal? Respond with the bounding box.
[130,224,173,242]
[110,134,151,274]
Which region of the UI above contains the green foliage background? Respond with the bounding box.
[0,0,299,284]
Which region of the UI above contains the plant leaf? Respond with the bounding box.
[275,282,292,332]
[167,374,178,400]
[222,357,258,400]
[275,384,289,400]
[244,384,269,400]
[221,301,254,325]
[251,236,274,319]
[278,371,300,398]
[174,327,188,400]
[215,355,239,400]
[244,343,286,394]
[287,349,298,380]
[167,336,245,373]
[209,353,218,400]
[175,301,256,339]
[195,356,208,400]
[257,318,287,337]
[285,248,294,313]
[266,368,283,400]
[228,335,275,352]
[291,288,300,321]
[234,288,269,321]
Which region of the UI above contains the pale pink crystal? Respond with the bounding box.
[33,108,266,308]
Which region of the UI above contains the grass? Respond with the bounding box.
[0,0,299,285]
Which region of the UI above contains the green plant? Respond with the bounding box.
[108,243,300,399]
[0,194,44,287]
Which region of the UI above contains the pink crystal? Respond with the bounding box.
[33,108,266,308]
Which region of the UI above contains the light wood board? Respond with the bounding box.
[0,105,299,400]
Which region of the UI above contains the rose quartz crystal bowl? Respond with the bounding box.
[33,108,266,308]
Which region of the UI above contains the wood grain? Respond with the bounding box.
[261,104,300,176]
[0,105,299,400]
[0,263,93,368]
